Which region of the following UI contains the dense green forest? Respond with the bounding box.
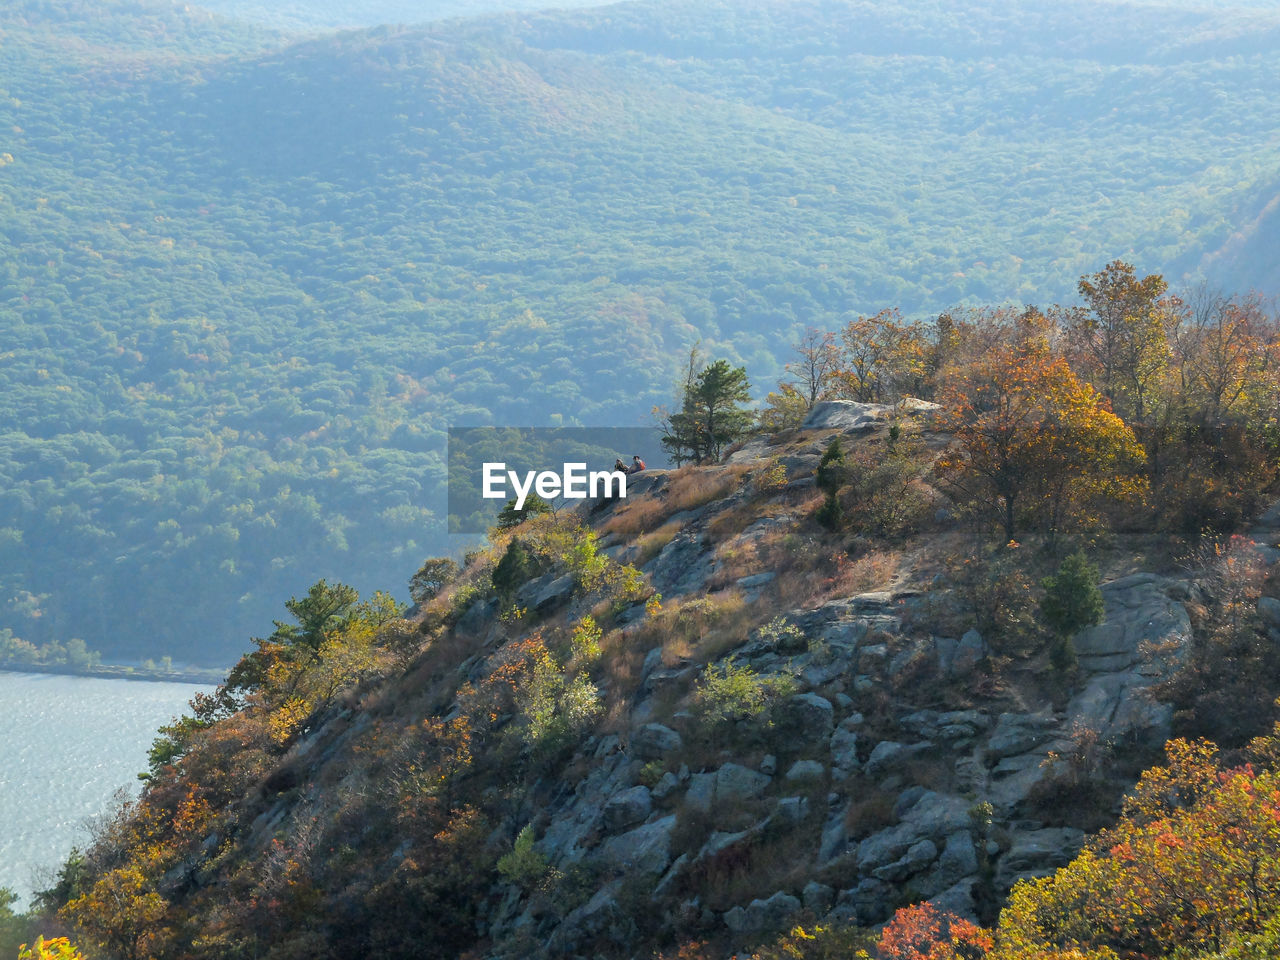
[1,0,1278,663]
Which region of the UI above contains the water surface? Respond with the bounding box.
[0,671,211,907]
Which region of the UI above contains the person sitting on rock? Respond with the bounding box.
[630,455,646,474]
[614,457,628,474]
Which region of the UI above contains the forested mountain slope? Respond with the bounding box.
[36,387,1280,959]
[2,0,1279,663]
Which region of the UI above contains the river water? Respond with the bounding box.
[0,671,212,907]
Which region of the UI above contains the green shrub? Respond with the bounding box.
[757,616,808,654]
[637,760,666,788]
[448,583,482,623]
[517,659,603,762]
[754,459,788,493]
[815,491,844,530]
[695,657,796,726]
[569,615,603,665]
[816,438,846,494]
[1040,551,1104,638]
[1040,551,1103,675]
[492,537,541,599]
[496,494,552,530]
[408,557,461,606]
[749,923,875,959]
[496,825,548,891]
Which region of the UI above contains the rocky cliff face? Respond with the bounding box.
[60,400,1268,960]
[438,401,1207,955]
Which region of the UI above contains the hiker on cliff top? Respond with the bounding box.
[630,455,646,474]
[614,457,627,474]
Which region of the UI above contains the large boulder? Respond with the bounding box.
[830,720,860,775]
[801,398,939,432]
[685,763,773,815]
[927,878,981,920]
[723,891,802,936]
[899,791,974,836]
[775,693,835,744]
[601,786,652,834]
[632,723,683,760]
[646,532,713,596]
[832,877,893,925]
[785,760,826,782]
[802,881,835,915]
[947,629,987,675]
[872,838,939,882]
[1073,573,1190,672]
[455,596,497,636]
[1259,595,1280,634]
[865,740,933,775]
[931,831,979,888]
[594,815,677,878]
[995,827,1085,889]
[986,712,1057,761]
[1068,672,1173,747]
[819,803,851,864]
[716,763,774,803]
[801,400,886,431]
[549,884,635,953]
[515,572,576,614]
[777,795,810,825]
[625,472,669,498]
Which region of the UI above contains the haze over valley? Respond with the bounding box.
[1,0,1277,666]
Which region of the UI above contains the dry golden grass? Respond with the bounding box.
[705,503,753,544]
[601,464,754,542]
[601,493,672,539]
[616,592,760,690]
[634,520,684,567]
[707,519,812,591]
[705,496,784,544]
[660,593,753,664]
[594,625,647,732]
[665,463,752,513]
[704,540,764,590]
[792,488,827,516]
[598,694,633,738]
[772,547,901,607]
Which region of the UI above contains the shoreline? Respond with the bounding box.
[0,661,226,686]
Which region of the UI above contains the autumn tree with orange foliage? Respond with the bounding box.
[878,902,994,960]
[835,308,928,404]
[1067,260,1174,426]
[935,341,1146,541]
[989,733,1280,959]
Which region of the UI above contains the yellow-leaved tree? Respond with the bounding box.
[990,736,1280,959]
[936,340,1146,541]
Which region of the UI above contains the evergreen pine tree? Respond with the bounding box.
[492,538,541,599]
[661,359,753,464]
[496,494,552,530]
[1040,551,1105,673]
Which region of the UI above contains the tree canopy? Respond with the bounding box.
[1,0,1279,661]
[661,360,754,465]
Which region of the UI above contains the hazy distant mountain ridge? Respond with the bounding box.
[0,0,1278,664]
[0,0,281,58]
[191,0,611,32]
